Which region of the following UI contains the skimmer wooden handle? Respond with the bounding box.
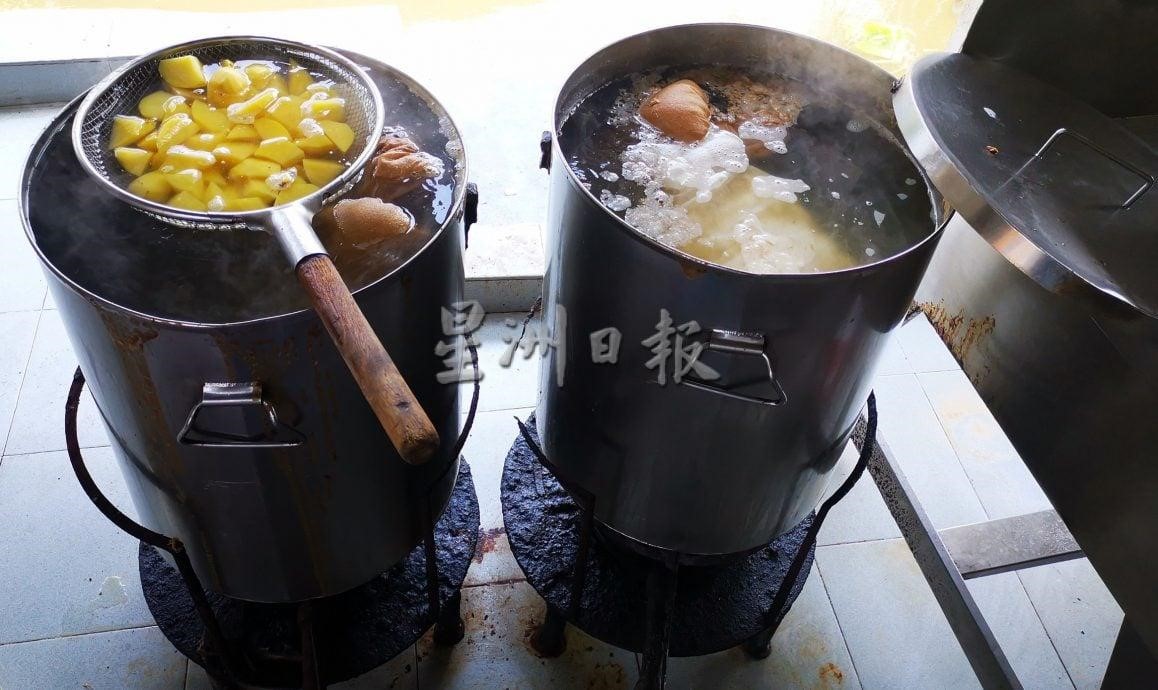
[297,254,440,465]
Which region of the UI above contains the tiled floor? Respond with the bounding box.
[0,104,1127,689]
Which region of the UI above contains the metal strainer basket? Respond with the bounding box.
[70,36,439,466]
[72,35,384,258]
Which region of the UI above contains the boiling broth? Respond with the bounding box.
[561,66,930,274]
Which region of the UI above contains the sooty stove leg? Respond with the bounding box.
[532,604,569,657]
[636,561,679,690]
[298,601,322,690]
[433,590,465,645]
[742,626,775,659]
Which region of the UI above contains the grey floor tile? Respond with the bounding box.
[0,447,151,645]
[665,565,862,689]
[817,539,981,689]
[0,199,48,312]
[0,106,62,201]
[416,581,638,688]
[6,309,110,455]
[185,646,418,689]
[873,374,988,529]
[1018,560,1123,689]
[0,625,185,689]
[897,314,961,374]
[965,573,1072,688]
[817,443,901,546]
[459,312,543,414]
[463,530,524,588]
[919,370,1052,519]
[0,310,38,456]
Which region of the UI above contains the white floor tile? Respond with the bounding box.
[0,199,48,312]
[817,539,981,689]
[416,581,638,689]
[897,314,961,373]
[875,331,912,376]
[460,312,543,414]
[460,407,532,531]
[1018,560,1123,689]
[873,374,988,529]
[0,626,184,690]
[0,447,148,645]
[919,370,1052,519]
[817,443,901,546]
[0,105,62,201]
[665,565,862,689]
[0,310,38,456]
[965,573,1072,688]
[5,309,110,455]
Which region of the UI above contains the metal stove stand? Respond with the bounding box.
[501,395,878,690]
[64,367,481,689]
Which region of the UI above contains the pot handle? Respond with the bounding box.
[681,330,788,406]
[539,131,552,172]
[179,382,305,448]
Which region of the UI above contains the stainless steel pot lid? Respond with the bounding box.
[894,52,1158,318]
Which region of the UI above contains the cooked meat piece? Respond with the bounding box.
[314,197,412,247]
[639,79,711,143]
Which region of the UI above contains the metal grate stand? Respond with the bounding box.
[503,394,877,690]
[65,353,483,689]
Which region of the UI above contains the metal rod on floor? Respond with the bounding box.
[64,367,240,688]
[636,559,678,690]
[859,415,1022,690]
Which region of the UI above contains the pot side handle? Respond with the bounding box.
[179,382,304,448]
[681,329,788,406]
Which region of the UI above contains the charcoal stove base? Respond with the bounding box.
[140,460,480,689]
[500,417,815,659]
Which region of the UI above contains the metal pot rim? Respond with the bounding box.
[551,21,950,281]
[20,47,469,330]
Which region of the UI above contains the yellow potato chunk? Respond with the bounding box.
[266,73,290,97]
[161,96,190,118]
[114,147,151,176]
[302,158,345,186]
[191,100,229,133]
[300,95,345,121]
[164,145,216,169]
[169,190,208,211]
[127,171,172,202]
[266,96,304,131]
[165,168,203,195]
[226,88,279,124]
[295,134,335,156]
[254,137,304,167]
[203,181,227,203]
[207,66,251,107]
[319,120,355,153]
[185,132,223,151]
[226,196,267,211]
[155,113,200,152]
[109,115,155,149]
[244,63,274,88]
[288,66,313,95]
[138,90,174,119]
[158,55,207,89]
[253,118,291,140]
[137,131,159,151]
[211,142,258,166]
[241,178,277,203]
[275,178,320,205]
[226,124,259,142]
[228,157,282,181]
[203,168,229,188]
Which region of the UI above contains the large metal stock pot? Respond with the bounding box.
[20,51,469,603]
[537,24,948,556]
